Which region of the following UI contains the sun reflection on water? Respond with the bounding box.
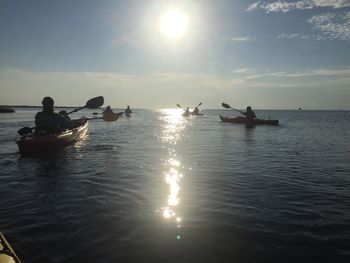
[157,109,189,229]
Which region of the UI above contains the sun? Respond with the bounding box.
[159,9,189,40]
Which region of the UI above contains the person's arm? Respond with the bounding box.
[55,113,73,129]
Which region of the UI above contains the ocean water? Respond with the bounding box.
[1,108,350,263]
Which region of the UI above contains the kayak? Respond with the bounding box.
[17,119,88,155]
[219,115,279,125]
[102,112,120,122]
[125,112,132,117]
[0,232,21,263]
[183,111,203,117]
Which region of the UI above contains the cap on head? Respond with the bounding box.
[42,97,54,106]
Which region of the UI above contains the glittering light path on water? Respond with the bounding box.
[157,109,189,230]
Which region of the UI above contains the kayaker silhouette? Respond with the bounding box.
[242,106,257,122]
[35,97,73,132]
[103,106,114,115]
[125,105,132,115]
[192,107,199,115]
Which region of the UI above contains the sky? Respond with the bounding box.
[0,0,350,109]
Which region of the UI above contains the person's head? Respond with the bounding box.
[106,106,111,110]
[127,105,130,109]
[247,106,252,112]
[42,97,54,113]
[195,107,198,110]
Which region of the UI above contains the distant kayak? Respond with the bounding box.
[17,119,88,155]
[103,112,120,122]
[219,115,279,125]
[182,112,190,117]
[190,112,203,116]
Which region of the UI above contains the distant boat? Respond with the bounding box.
[298,108,302,110]
[0,107,15,113]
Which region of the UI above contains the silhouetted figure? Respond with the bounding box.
[35,97,73,132]
[192,107,199,115]
[103,106,114,115]
[242,106,256,123]
[125,105,132,115]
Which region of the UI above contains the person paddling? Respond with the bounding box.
[125,105,132,115]
[35,97,74,132]
[103,106,114,115]
[242,106,256,123]
[192,107,199,115]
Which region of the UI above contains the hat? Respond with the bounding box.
[42,97,54,105]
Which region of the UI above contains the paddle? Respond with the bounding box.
[17,96,104,136]
[67,96,104,114]
[221,103,244,114]
[177,102,202,109]
[92,111,124,116]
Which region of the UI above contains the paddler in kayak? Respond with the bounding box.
[103,106,114,115]
[242,106,257,123]
[125,105,132,116]
[35,97,74,132]
[191,107,200,115]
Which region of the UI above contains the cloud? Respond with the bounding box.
[231,68,256,73]
[277,33,312,39]
[276,32,328,40]
[243,67,350,80]
[308,11,350,41]
[0,68,243,106]
[247,0,350,13]
[229,36,255,42]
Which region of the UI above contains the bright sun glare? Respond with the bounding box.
[159,9,189,40]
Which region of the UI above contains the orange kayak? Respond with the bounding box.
[17,120,88,155]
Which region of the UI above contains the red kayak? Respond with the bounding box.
[17,119,88,155]
[102,112,120,122]
[219,115,279,125]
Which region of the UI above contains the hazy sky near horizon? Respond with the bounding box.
[1,0,350,109]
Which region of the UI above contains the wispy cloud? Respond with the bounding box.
[276,32,327,40]
[0,68,243,106]
[308,11,350,41]
[229,36,255,42]
[247,0,350,13]
[231,68,256,73]
[277,33,312,39]
[243,67,350,80]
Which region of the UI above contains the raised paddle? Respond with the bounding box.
[17,96,104,136]
[67,96,104,114]
[222,103,244,114]
[177,102,202,109]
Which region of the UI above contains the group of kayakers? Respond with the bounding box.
[183,106,200,116]
[34,96,260,133]
[34,96,134,132]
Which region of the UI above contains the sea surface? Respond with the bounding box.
[1,108,350,263]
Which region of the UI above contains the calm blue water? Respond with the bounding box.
[1,108,350,263]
